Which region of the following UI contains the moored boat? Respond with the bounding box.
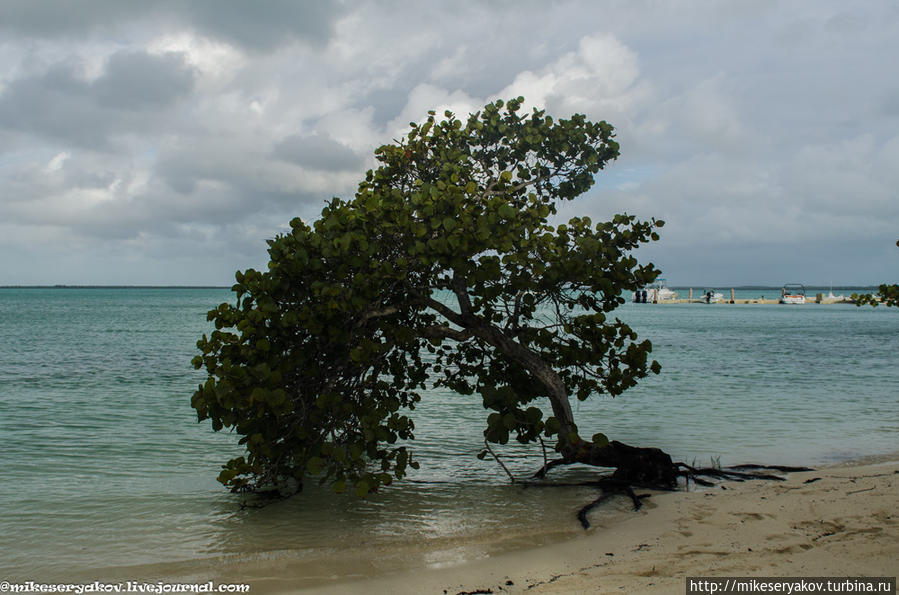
[634,278,678,303]
[780,283,806,304]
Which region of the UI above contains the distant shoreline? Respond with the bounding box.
[682,285,877,291]
[0,285,230,289]
[0,285,877,290]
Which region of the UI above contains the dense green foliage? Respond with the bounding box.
[192,98,663,496]
[853,239,899,308]
[854,284,899,307]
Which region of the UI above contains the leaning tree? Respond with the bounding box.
[192,98,783,513]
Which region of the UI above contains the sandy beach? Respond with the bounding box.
[286,459,898,594]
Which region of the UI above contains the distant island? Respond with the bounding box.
[0,285,231,289]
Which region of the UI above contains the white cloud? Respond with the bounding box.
[497,34,648,121]
[430,46,469,83]
[44,150,70,172]
[147,32,246,83]
[386,84,481,137]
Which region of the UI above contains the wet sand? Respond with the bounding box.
[86,459,897,593]
[291,459,898,594]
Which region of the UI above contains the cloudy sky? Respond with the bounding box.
[1,1,897,286]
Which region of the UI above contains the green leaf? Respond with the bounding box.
[544,417,560,436]
[525,407,542,423]
[306,456,323,475]
[499,204,516,219]
[354,479,370,498]
[591,432,609,448]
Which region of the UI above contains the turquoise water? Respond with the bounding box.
[1,287,896,581]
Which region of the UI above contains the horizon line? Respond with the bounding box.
[0,284,880,290]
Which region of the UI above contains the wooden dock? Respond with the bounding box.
[651,290,855,305]
[658,298,855,305]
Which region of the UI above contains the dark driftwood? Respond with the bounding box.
[519,440,814,529]
[533,440,679,488]
[575,479,653,529]
[729,464,813,473]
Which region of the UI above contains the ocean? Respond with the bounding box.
[1,287,896,584]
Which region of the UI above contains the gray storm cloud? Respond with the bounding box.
[273,133,364,172]
[0,0,346,49]
[0,0,897,285]
[0,51,195,149]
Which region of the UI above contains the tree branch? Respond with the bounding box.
[419,324,475,342]
[482,173,550,198]
[359,305,400,322]
[451,269,473,316]
[425,297,468,327]
[484,438,516,483]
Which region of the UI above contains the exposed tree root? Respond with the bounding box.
[532,458,567,480]
[728,463,814,473]
[484,438,516,483]
[519,440,814,529]
[676,462,801,485]
[575,479,653,529]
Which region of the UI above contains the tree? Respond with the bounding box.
[191,98,681,503]
[853,240,899,307]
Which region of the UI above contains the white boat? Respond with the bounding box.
[780,284,806,305]
[634,278,678,303]
[702,289,724,303]
[826,283,845,302]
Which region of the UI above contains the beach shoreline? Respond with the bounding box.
[83,456,896,594]
[272,458,898,594]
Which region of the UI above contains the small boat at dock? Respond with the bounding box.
[634,278,678,303]
[780,284,806,304]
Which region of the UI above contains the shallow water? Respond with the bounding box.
[1,287,896,580]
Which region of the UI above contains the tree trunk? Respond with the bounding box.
[439,290,680,490]
[562,439,679,489]
[480,328,679,488]
[473,322,577,438]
